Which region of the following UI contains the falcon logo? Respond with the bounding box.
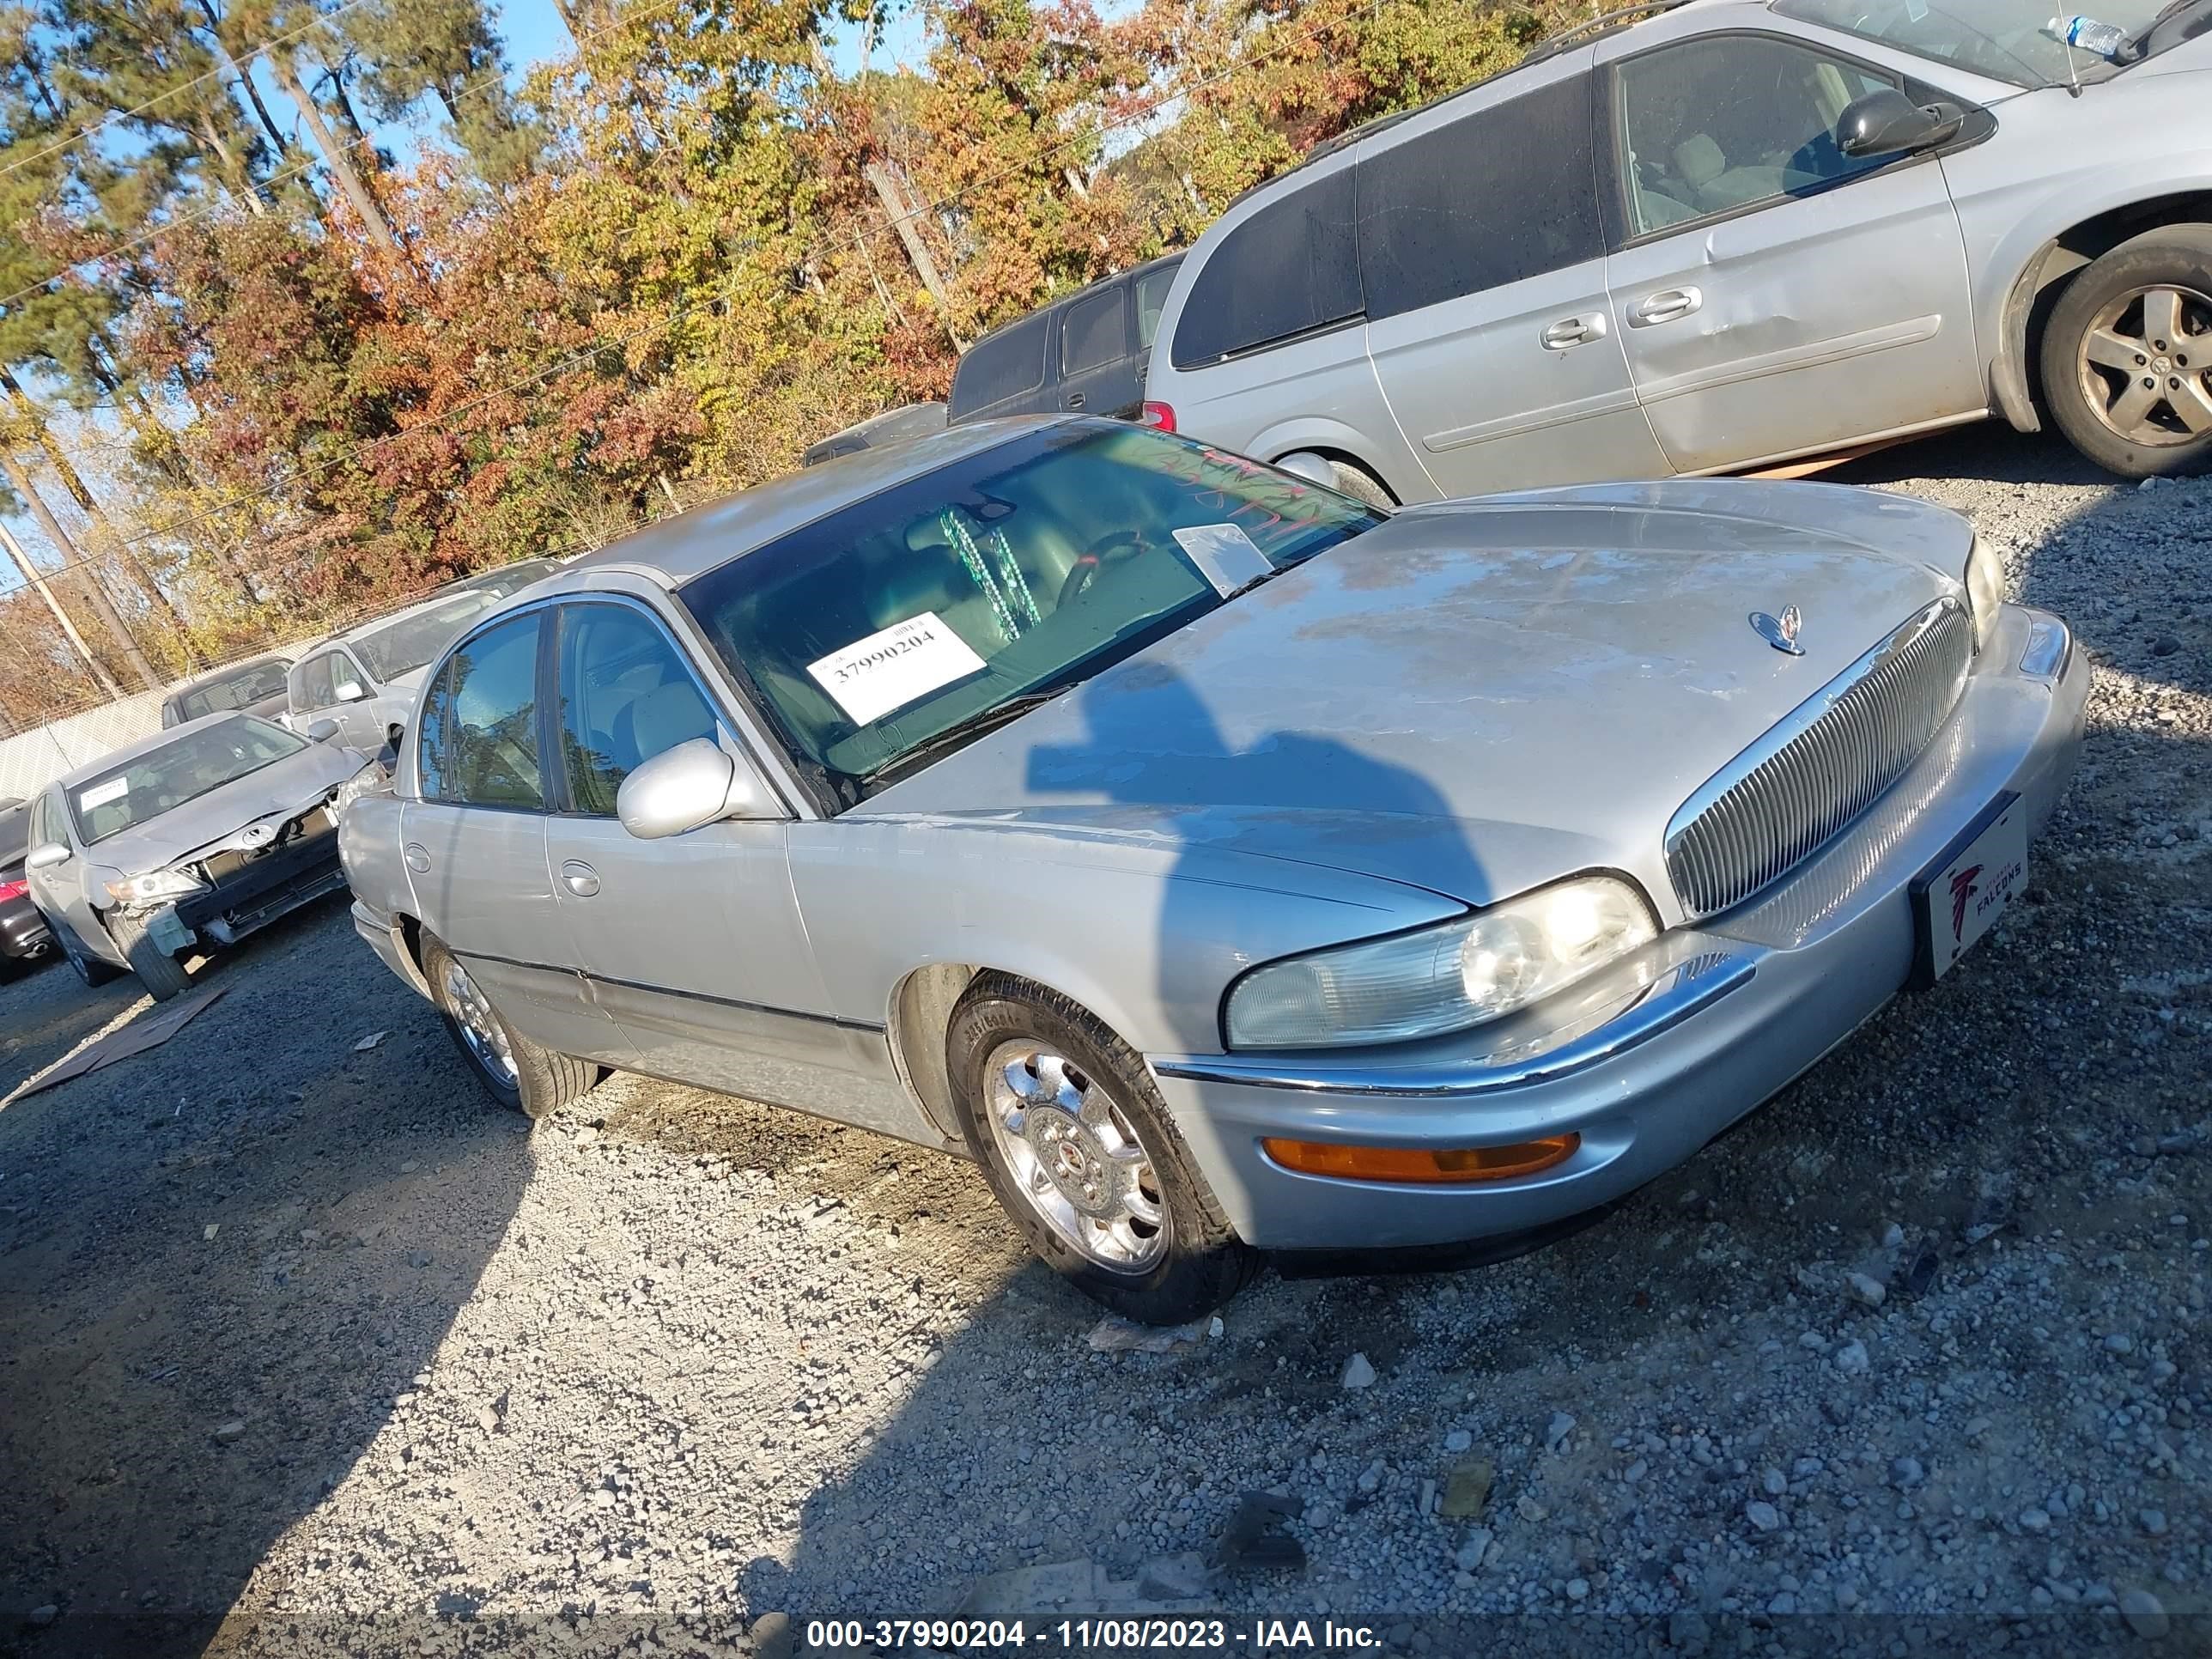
[1949,864,1983,944]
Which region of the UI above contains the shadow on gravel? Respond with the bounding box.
[0,894,532,1659]
[742,422,2212,1643]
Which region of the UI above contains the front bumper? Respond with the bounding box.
[1148,605,2088,1252]
[0,896,52,961]
[164,812,349,949]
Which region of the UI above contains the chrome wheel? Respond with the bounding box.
[2077,283,2212,447]
[443,957,517,1086]
[982,1039,1168,1273]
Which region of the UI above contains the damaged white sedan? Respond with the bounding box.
[22,713,367,1000]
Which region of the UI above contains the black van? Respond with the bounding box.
[946,253,1182,425]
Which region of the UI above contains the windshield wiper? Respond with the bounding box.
[864,684,1076,785]
[2123,0,2209,57]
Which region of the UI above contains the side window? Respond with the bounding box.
[1358,73,1605,321]
[1133,264,1177,350]
[27,790,52,849]
[417,614,546,810]
[1170,166,1362,368]
[1060,286,1127,377]
[1615,36,1895,238]
[295,653,337,712]
[555,605,719,817]
[949,313,1048,416]
[331,651,369,700]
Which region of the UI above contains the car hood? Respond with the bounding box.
[861,480,1967,913]
[88,742,366,879]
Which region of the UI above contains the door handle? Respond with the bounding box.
[560,860,600,898]
[403,842,429,874]
[1631,287,1703,327]
[1065,392,1085,409]
[1540,313,1608,350]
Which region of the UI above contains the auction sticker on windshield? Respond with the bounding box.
[1909,791,2026,988]
[808,611,988,725]
[78,777,130,810]
[1172,523,1273,597]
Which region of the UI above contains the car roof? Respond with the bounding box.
[556,416,1066,590]
[53,711,290,791]
[960,253,1187,353]
[165,652,289,696]
[323,585,486,646]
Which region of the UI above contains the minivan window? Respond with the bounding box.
[294,652,337,712]
[1170,167,1363,369]
[1358,73,1605,319]
[1615,38,1893,237]
[1060,286,1126,376]
[1133,264,1177,349]
[950,313,1049,415]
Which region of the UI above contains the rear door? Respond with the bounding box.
[1055,277,1142,417]
[1358,52,1670,499]
[1597,27,1983,471]
[538,599,868,1115]
[401,609,625,1060]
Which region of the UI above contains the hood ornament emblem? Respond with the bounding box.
[240,823,275,846]
[1750,605,1804,656]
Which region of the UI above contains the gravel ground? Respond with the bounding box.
[2,422,2208,1658]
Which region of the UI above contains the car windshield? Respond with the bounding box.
[1774,0,2167,84]
[678,424,1384,805]
[445,558,560,599]
[70,717,306,845]
[351,590,505,682]
[173,659,289,721]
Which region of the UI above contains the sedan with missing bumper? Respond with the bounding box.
[339,419,2086,1323]
[25,714,368,1000]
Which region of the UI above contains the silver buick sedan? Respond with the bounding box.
[339,418,2087,1322]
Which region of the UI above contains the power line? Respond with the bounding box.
[0,0,381,182]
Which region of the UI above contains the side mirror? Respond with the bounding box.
[334,679,368,704]
[1838,88,1963,158]
[307,718,342,743]
[615,738,780,840]
[25,842,69,872]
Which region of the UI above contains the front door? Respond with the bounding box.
[1599,30,1984,472]
[1357,53,1671,499]
[538,600,876,1120]
[401,610,622,1060]
[327,647,386,751]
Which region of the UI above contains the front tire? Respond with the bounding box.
[107,913,193,1001]
[2041,225,2212,477]
[946,975,1261,1324]
[421,933,594,1119]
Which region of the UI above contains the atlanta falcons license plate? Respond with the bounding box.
[1910,791,2027,989]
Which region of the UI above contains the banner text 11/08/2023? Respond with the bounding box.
[803,1617,1386,1652]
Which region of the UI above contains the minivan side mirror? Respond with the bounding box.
[333,678,368,703]
[307,718,342,743]
[25,842,70,871]
[616,738,780,840]
[1837,88,1964,158]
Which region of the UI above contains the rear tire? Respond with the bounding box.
[2040,225,2212,478]
[422,933,595,1119]
[946,975,1262,1324]
[1329,459,1396,510]
[107,912,193,1001]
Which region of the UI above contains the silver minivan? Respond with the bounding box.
[1143,0,2212,498]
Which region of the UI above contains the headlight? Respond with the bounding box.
[1964,534,2004,653]
[333,763,382,819]
[1224,875,1658,1050]
[106,868,208,908]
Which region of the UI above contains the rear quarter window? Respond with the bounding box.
[1170,167,1363,369]
[1356,72,1604,320]
[949,313,1050,416]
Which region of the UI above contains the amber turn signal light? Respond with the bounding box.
[1262,1135,1578,1184]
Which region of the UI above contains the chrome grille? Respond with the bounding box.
[1666,598,1972,921]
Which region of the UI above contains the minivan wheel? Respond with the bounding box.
[421,933,595,1119]
[946,975,1261,1325]
[106,912,193,1002]
[2042,226,2212,477]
